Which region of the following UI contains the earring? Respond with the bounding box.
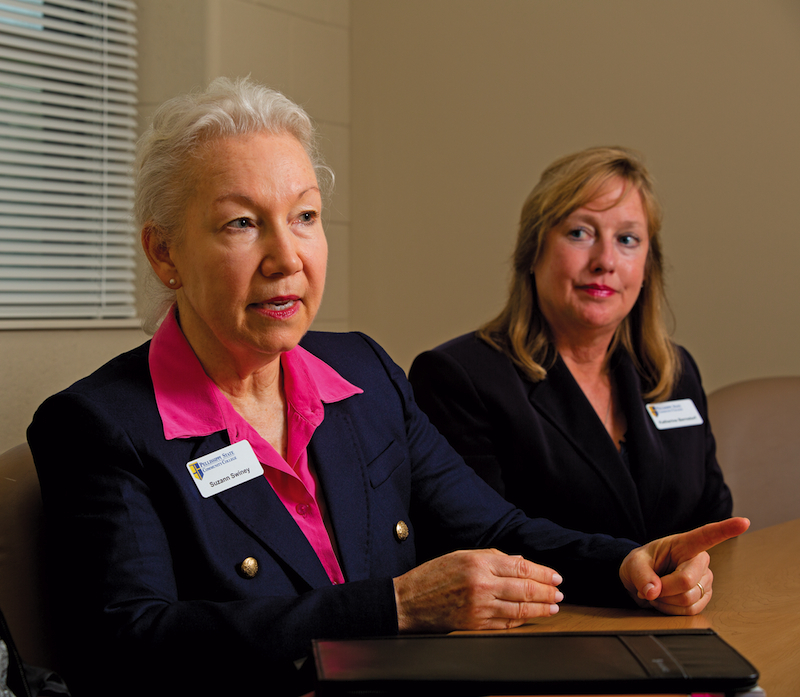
[169,278,176,286]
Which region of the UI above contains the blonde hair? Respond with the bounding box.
[478,146,679,402]
[134,76,333,332]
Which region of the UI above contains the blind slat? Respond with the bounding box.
[0,305,136,319]
[0,111,135,138]
[0,266,134,279]
[0,151,136,175]
[0,223,136,239]
[0,177,132,198]
[0,124,136,150]
[0,189,132,208]
[0,44,136,81]
[0,163,133,186]
[1,291,135,302]
[0,66,136,103]
[0,280,133,292]
[0,56,136,95]
[0,136,136,163]
[0,204,133,219]
[0,100,137,129]
[0,84,137,115]
[34,0,136,22]
[0,253,136,268]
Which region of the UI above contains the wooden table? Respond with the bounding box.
[471,518,800,696]
[704,517,800,695]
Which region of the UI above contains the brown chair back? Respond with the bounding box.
[0,443,58,670]
[707,377,800,532]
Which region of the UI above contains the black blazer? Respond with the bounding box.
[29,331,636,697]
[409,333,732,543]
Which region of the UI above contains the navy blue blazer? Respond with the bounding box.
[409,333,732,544]
[29,331,636,697]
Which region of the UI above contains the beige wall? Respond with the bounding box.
[2,0,799,453]
[350,0,800,390]
[0,0,350,453]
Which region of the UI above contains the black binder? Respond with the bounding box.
[313,629,759,696]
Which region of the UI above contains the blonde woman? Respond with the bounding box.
[411,147,731,543]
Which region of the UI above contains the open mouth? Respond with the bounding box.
[251,296,301,318]
[264,298,296,310]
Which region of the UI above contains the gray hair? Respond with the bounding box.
[135,76,333,332]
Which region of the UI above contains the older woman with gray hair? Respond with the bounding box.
[29,84,745,697]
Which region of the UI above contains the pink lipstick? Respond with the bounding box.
[253,295,300,319]
[579,284,616,298]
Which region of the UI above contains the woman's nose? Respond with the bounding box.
[260,227,302,277]
[590,237,616,273]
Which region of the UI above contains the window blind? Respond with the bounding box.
[0,0,137,323]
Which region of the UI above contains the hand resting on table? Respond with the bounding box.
[393,517,750,631]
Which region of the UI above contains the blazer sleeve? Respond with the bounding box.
[409,346,508,495]
[28,385,398,697]
[378,336,637,607]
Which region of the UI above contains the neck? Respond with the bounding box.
[173,308,289,457]
[556,337,613,382]
[197,344,288,458]
[174,304,284,399]
[554,332,627,450]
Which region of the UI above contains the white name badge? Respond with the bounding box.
[646,398,704,430]
[186,440,262,498]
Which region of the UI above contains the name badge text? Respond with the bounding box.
[186,440,262,498]
[646,398,704,430]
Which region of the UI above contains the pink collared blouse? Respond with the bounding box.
[148,308,362,585]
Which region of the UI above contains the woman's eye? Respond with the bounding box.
[297,210,318,225]
[618,234,639,246]
[228,217,253,230]
[567,228,588,240]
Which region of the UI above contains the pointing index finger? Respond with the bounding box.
[672,517,750,560]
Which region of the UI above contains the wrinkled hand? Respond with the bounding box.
[393,548,563,633]
[619,517,750,615]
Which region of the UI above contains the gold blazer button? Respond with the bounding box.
[238,556,259,579]
[394,520,410,542]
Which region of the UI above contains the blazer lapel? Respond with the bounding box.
[166,432,333,589]
[527,357,647,537]
[308,403,372,583]
[613,354,667,508]
[192,400,372,587]
[212,458,333,590]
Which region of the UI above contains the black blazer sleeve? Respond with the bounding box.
[409,336,513,496]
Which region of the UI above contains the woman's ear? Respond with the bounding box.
[142,224,181,289]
